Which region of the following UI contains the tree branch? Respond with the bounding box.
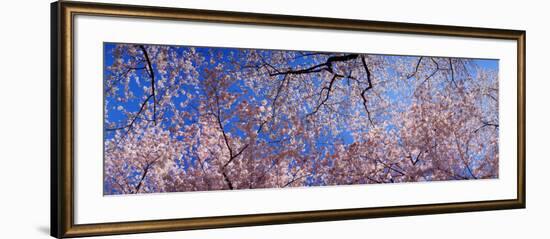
[105,94,154,132]
[474,121,499,133]
[139,45,156,125]
[453,133,477,179]
[306,74,341,117]
[211,92,249,189]
[406,56,423,79]
[360,56,374,126]
[134,154,162,193]
[448,58,459,88]
[269,54,359,76]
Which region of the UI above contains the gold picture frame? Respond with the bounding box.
[51,1,526,237]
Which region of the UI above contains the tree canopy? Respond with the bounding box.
[103,43,499,194]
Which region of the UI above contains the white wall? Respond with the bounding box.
[0,0,547,238]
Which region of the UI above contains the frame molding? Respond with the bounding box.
[51,1,526,238]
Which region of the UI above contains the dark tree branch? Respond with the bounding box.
[105,94,154,132]
[375,159,406,176]
[453,136,478,179]
[257,74,288,134]
[134,154,162,193]
[485,93,498,102]
[415,58,441,92]
[226,144,249,168]
[139,45,157,125]
[407,151,423,166]
[269,63,329,76]
[474,121,499,133]
[269,54,359,76]
[427,58,440,80]
[134,163,151,193]
[406,143,437,166]
[264,53,375,124]
[406,56,423,79]
[306,74,341,117]
[360,56,375,126]
[222,171,234,190]
[448,58,459,88]
[282,173,310,188]
[219,142,249,190]
[296,52,331,59]
[211,90,249,189]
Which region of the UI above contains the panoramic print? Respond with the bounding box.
[103,43,499,195]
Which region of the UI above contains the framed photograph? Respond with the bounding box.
[51,1,526,238]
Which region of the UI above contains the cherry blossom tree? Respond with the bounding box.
[103,43,498,194]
